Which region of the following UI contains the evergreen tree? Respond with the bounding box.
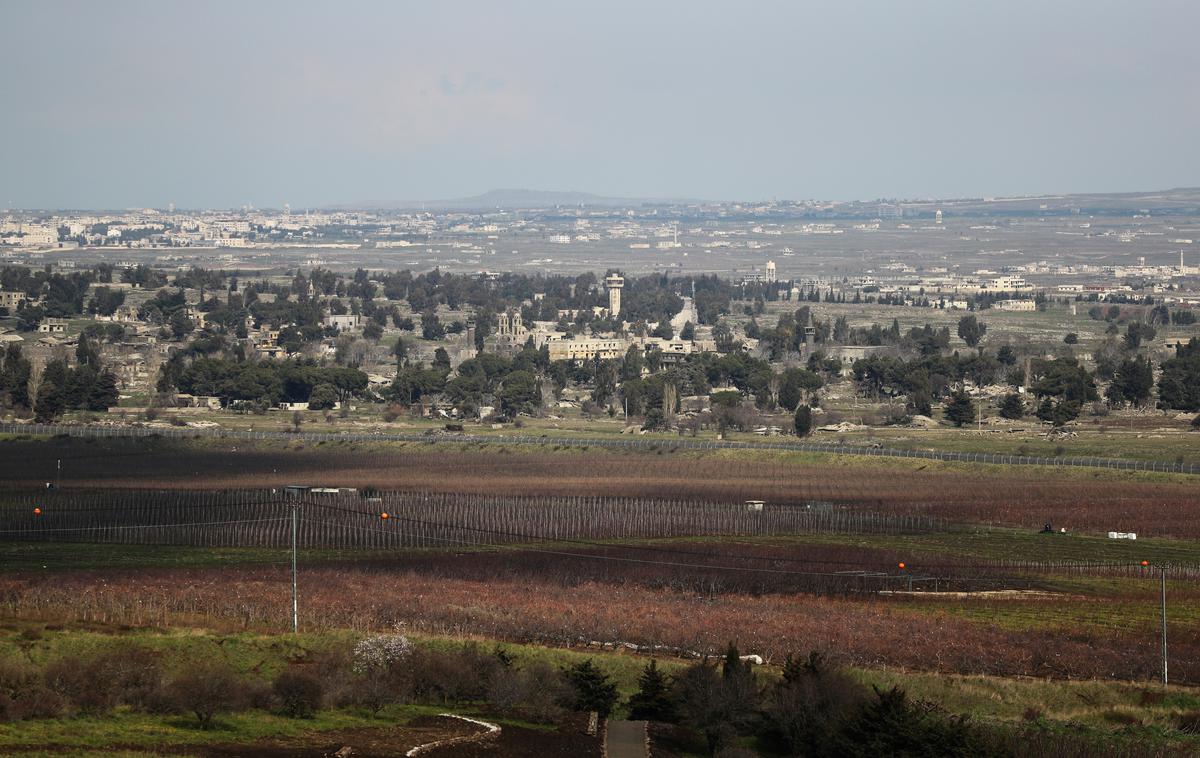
[794,405,813,437]
[0,344,33,408]
[34,381,66,422]
[956,315,987,348]
[564,659,619,718]
[943,392,976,427]
[999,393,1024,420]
[86,371,119,411]
[627,660,676,721]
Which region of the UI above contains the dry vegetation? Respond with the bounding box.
[1,564,1196,685]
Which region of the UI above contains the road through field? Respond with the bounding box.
[606,721,647,758]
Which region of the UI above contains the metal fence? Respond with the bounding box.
[2,421,1196,475]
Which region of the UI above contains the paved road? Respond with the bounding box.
[606,720,647,758]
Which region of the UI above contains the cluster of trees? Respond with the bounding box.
[2,266,95,329]
[626,646,993,756]
[1159,338,1200,411]
[0,637,1002,757]
[849,334,1200,425]
[33,337,120,421]
[0,344,33,409]
[158,357,368,409]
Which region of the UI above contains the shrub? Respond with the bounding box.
[273,669,323,718]
[350,634,414,714]
[673,645,760,754]
[95,645,165,711]
[765,652,865,755]
[832,686,983,756]
[410,645,500,704]
[0,658,65,721]
[487,660,569,723]
[166,660,244,729]
[43,656,116,715]
[352,634,413,675]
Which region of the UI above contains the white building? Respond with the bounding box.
[324,314,362,331]
[992,299,1036,312]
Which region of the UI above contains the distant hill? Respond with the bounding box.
[365,188,704,211]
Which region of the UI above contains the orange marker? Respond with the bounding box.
[898,562,906,570]
[380,512,389,520]
[33,507,42,516]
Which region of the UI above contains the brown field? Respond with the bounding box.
[2,437,1197,538]
[2,561,1195,684]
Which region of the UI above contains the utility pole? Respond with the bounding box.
[291,501,299,634]
[1160,563,1168,685]
[1144,560,1168,685]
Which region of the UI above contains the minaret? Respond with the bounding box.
[605,273,624,318]
[766,260,777,283]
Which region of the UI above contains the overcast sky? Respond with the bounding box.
[2,0,1198,209]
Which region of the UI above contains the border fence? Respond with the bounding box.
[2,422,1196,475]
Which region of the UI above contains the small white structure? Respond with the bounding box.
[745,500,765,512]
[1107,532,1137,540]
[324,314,362,331]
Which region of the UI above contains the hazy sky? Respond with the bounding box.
[3,0,1198,208]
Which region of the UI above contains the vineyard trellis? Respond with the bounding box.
[0,488,942,550]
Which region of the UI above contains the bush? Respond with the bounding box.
[166,660,244,729]
[0,658,65,721]
[352,634,413,675]
[487,660,570,723]
[673,645,760,754]
[410,645,500,705]
[43,656,116,715]
[832,686,983,756]
[96,645,165,712]
[351,634,414,714]
[273,668,323,718]
[765,652,866,755]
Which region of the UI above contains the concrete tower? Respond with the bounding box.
[605,273,624,317]
[765,260,777,283]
